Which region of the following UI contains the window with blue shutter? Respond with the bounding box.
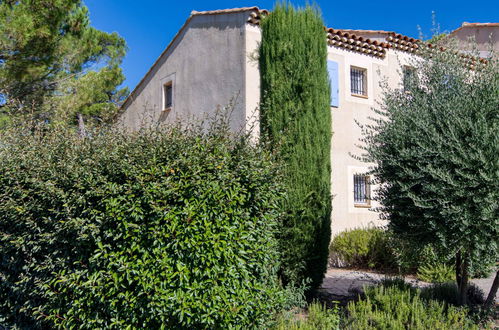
[327,60,339,107]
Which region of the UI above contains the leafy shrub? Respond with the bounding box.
[345,282,478,329]
[420,282,492,327]
[420,282,485,306]
[329,228,393,269]
[417,263,456,283]
[329,227,457,276]
[0,118,293,328]
[469,260,496,279]
[275,302,340,330]
[386,236,441,273]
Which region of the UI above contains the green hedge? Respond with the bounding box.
[0,120,290,328]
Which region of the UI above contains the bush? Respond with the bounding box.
[0,118,292,328]
[417,263,456,283]
[420,282,493,326]
[329,227,457,276]
[469,260,496,279]
[420,282,485,306]
[275,302,340,330]
[386,235,444,274]
[329,228,393,269]
[345,282,478,329]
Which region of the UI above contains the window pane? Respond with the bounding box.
[403,67,415,91]
[354,174,370,204]
[351,68,366,95]
[164,83,173,108]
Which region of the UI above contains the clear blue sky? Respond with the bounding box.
[85,0,498,91]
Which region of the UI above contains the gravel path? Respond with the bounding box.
[318,268,497,304]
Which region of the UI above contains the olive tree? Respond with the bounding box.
[362,44,498,305]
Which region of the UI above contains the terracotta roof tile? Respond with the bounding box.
[247,9,390,58]
[386,32,420,52]
[326,28,389,58]
[248,9,269,24]
[335,29,395,34]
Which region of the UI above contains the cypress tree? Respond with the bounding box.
[259,3,332,292]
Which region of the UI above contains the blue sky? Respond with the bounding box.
[85,0,498,91]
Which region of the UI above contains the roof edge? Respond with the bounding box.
[120,7,261,112]
[118,7,425,112]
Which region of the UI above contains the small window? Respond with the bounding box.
[350,66,367,97]
[163,82,173,111]
[403,66,416,91]
[354,174,371,206]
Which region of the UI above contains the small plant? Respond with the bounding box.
[417,263,456,283]
[345,282,478,329]
[420,282,493,327]
[275,302,340,330]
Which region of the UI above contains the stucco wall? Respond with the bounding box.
[327,49,383,235]
[450,25,499,57]
[119,12,250,132]
[327,48,413,235]
[244,24,262,140]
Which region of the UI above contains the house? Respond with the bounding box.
[447,22,498,58]
[119,7,497,236]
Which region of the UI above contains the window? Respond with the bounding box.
[403,66,416,91]
[163,82,173,111]
[350,66,367,97]
[354,174,371,206]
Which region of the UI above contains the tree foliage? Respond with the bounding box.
[0,0,127,126]
[259,3,332,292]
[0,116,291,328]
[362,43,498,304]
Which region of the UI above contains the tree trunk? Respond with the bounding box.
[485,270,498,308]
[458,255,469,305]
[78,113,87,138]
[455,251,462,288]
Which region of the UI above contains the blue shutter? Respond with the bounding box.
[327,60,339,107]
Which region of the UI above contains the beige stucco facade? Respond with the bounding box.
[119,8,495,237]
[119,11,251,133]
[447,23,499,57]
